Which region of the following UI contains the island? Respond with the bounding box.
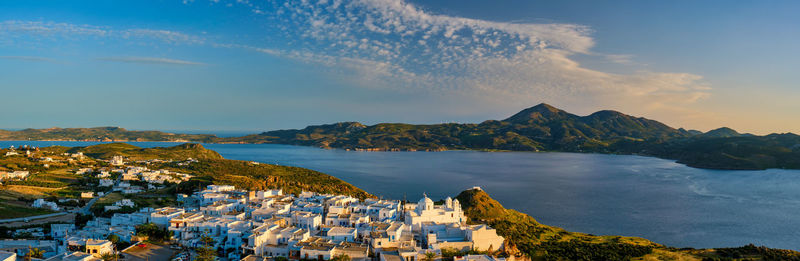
[0,143,797,261]
[2,104,800,170]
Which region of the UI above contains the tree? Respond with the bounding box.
[194,235,217,261]
[107,234,120,244]
[135,223,171,242]
[100,252,117,261]
[423,252,437,261]
[331,254,351,261]
[26,247,45,260]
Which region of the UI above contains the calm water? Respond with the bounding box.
[3,141,800,250]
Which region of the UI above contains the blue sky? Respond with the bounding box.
[0,0,798,134]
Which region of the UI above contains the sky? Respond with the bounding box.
[0,0,798,134]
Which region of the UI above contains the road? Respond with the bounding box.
[0,212,69,223]
[80,196,100,215]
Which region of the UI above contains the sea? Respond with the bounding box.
[2,141,799,250]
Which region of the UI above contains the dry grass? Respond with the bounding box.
[3,185,62,197]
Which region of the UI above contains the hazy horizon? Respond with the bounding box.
[1,0,798,135]
[2,101,795,136]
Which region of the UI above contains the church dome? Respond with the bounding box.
[416,193,434,213]
[419,195,434,207]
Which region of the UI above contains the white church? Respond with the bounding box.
[404,194,465,231]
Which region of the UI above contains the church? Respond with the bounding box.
[404,194,465,231]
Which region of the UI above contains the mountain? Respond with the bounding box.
[2,104,799,170]
[233,103,689,153]
[227,104,800,170]
[699,127,753,138]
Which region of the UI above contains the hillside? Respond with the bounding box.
[619,133,800,170]
[67,143,224,160]
[58,143,372,198]
[241,103,690,152]
[0,127,217,142]
[167,159,372,199]
[455,188,800,260]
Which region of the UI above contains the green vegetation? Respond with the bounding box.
[618,133,800,170]
[698,244,800,260]
[455,188,800,261]
[331,254,351,261]
[456,188,659,260]
[68,142,222,160]
[135,223,171,243]
[162,158,371,199]
[0,203,56,219]
[26,247,45,259]
[195,234,218,261]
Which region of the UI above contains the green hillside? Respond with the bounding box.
[166,158,372,199]
[67,142,223,160]
[455,188,800,260]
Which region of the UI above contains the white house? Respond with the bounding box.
[292,211,322,232]
[326,227,357,242]
[85,240,113,257]
[114,199,135,208]
[32,199,59,211]
[98,179,114,187]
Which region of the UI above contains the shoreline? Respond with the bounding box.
[0,139,780,171]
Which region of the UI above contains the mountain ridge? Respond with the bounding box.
[2,104,799,170]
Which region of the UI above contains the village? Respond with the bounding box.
[0,147,506,261]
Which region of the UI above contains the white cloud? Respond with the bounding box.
[0,1,712,121]
[215,0,710,117]
[97,56,205,65]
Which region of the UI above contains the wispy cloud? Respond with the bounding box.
[604,54,635,64]
[0,56,58,63]
[0,20,203,45]
[97,57,205,65]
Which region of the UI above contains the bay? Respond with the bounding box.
[2,141,799,250]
